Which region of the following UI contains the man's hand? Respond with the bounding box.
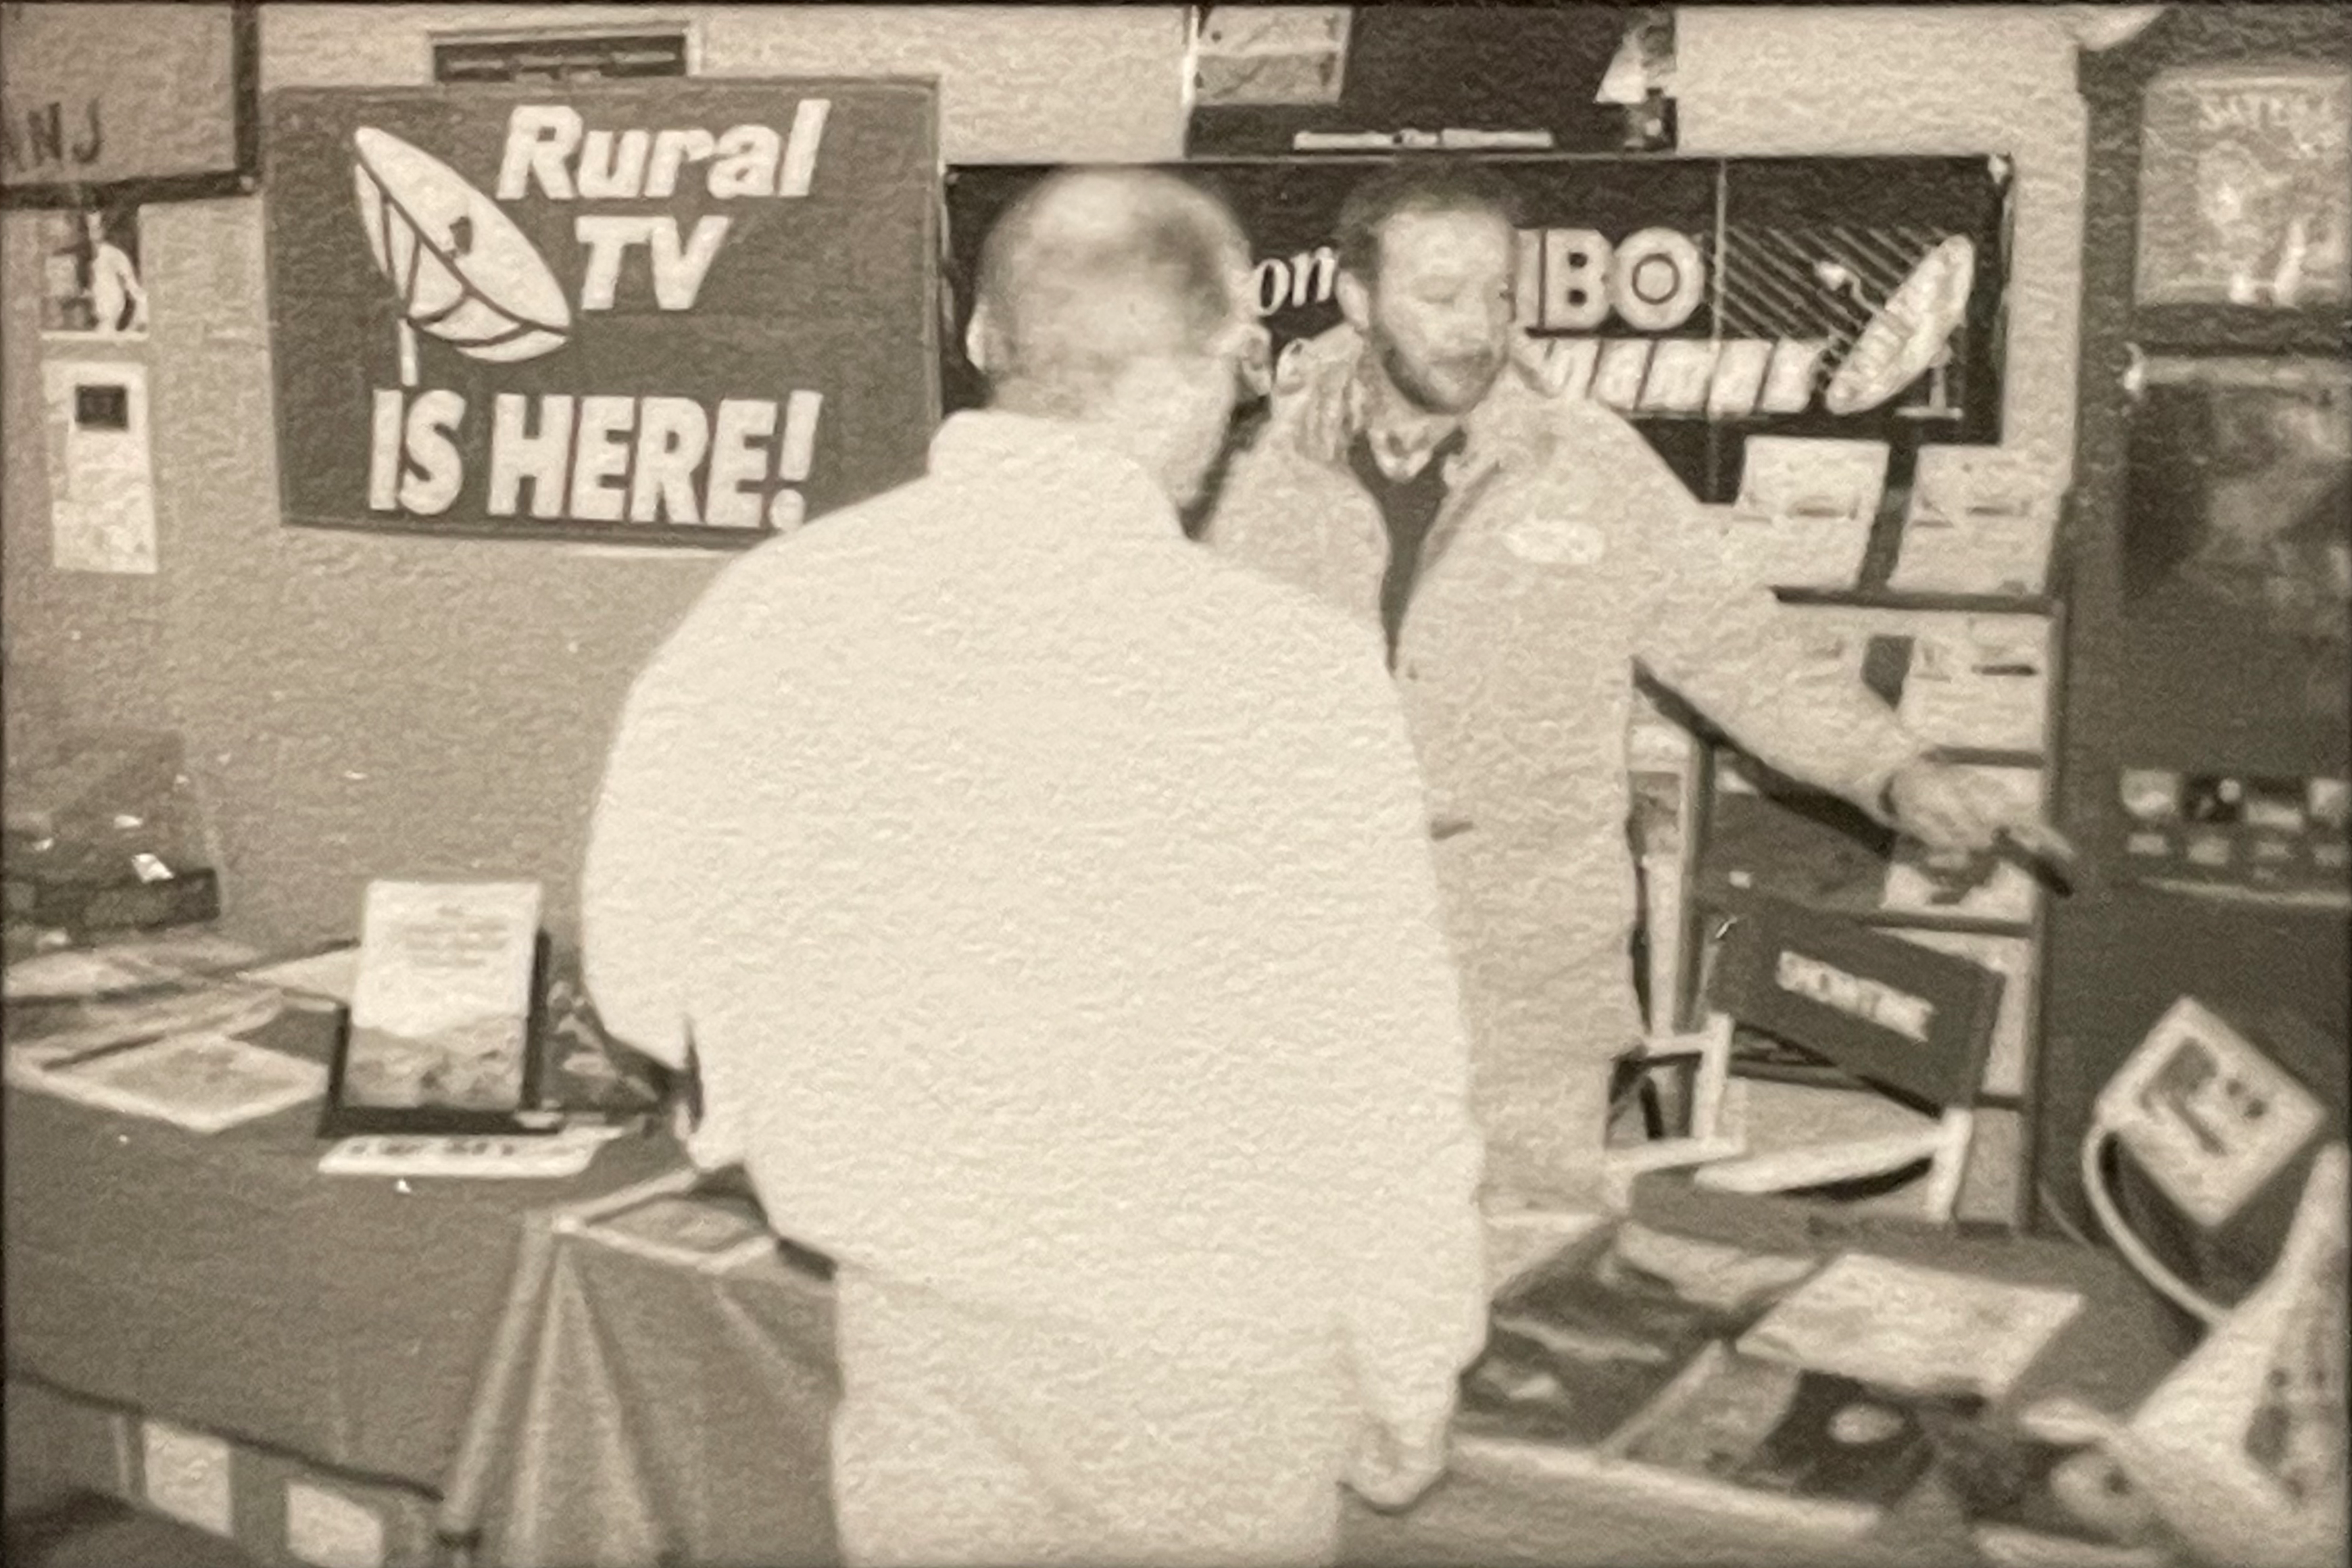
[1883,756,2065,859]
[1346,1415,1450,1513]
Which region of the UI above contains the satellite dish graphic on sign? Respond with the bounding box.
[351,126,571,380]
[1819,235,1974,418]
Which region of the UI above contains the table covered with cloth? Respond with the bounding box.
[1,1006,681,1567]
[449,1173,2192,1568]
[4,990,2192,1568]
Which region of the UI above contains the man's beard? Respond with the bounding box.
[1377,335,1503,418]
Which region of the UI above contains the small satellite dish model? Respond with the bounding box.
[351,127,572,379]
[1819,236,1976,418]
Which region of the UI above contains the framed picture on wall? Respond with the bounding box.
[0,1,260,207]
[2136,64,2351,308]
[34,205,148,339]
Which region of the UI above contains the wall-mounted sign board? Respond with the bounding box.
[0,1,259,207]
[264,79,940,546]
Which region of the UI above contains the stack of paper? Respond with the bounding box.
[1732,437,1890,589]
[1895,616,2051,753]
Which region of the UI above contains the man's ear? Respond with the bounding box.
[964,301,994,374]
[1335,271,1372,334]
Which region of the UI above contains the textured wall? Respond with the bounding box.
[255,5,1188,164]
[3,6,2091,950]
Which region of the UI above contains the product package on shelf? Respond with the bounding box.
[1896,616,2051,756]
[1728,437,1890,590]
[1738,1252,2085,1402]
[1458,1220,1821,1453]
[1700,758,1896,921]
[2,729,224,941]
[1955,1432,2172,1568]
[5,975,288,1065]
[1611,1341,1978,1528]
[3,931,262,1006]
[1882,847,2042,923]
[325,881,545,1135]
[1774,606,2050,757]
[1889,447,2061,599]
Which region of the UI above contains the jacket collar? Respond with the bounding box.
[1268,323,1557,490]
[929,410,1183,541]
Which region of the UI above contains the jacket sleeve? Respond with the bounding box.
[579,650,700,1074]
[1291,629,1490,1439]
[1200,330,1364,589]
[1600,414,1926,818]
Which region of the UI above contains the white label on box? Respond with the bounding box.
[141,1421,232,1535]
[285,1480,387,1568]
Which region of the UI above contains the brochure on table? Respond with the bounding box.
[322,879,547,1137]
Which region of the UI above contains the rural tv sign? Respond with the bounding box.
[266,83,937,545]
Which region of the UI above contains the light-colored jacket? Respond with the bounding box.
[583,412,1488,1440]
[1206,324,1925,960]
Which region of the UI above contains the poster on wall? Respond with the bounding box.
[35,205,148,339]
[41,360,159,576]
[2136,64,2350,309]
[1185,7,1676,156]
[941,156,2009,503]
[1,1,258,207]
[264,80,938,545]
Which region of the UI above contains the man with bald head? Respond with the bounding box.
[583,168,1489,1565]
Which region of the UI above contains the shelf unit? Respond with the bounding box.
[1646,494,2070,1229]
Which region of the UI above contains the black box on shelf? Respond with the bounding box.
[4,868,221,935]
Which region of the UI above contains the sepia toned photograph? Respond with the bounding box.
[1,6,2345,1568]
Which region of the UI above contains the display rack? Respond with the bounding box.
[1652,474,2072,1229]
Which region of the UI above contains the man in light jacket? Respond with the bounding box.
[582,168,1488,1567]
[1205,159,2047,1213]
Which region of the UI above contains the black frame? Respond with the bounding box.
[317,931,561,1139]
[0,2,261,210]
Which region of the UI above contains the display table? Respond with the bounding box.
[1,1007,680,1567]
[445,1175,2193,1568]
[7,1008,2192,1568]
